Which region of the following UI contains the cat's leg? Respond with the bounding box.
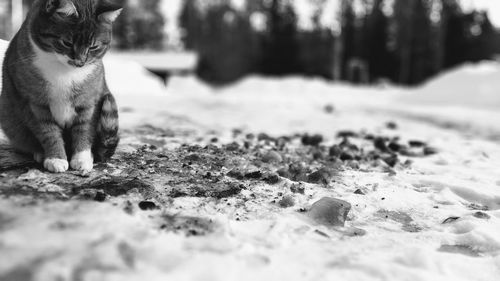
[27,105,68,173]
[70,105,95,172]
[0,114,44,160]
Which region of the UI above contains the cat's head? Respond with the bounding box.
[30,0,122,68]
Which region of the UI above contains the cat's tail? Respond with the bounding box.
[94,94,120,162]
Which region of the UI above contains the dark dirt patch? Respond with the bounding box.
[0,126,438,210]
[159,214,219,236]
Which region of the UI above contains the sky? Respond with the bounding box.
[462,0,500,26]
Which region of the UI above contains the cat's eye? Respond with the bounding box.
[89,45,100,51]
[60,40,72,48]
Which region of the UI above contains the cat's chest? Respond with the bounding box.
[33,51,96,127]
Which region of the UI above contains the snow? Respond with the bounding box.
[1,38,500,281]
[107,51,198,72]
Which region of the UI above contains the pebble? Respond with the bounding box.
[324,104,335,114]
[290,183,305,194]
[424,147,439,156]
[382,154,399,167]
[340,152,354,161]
[225,142,240,151]
[409,140,426,147]
[245,170,263,179]
[442,216,460,224]
[94,191,107,202]
[386,122,398,130]
[329,145,342,157]
[308,197,352,227]
[388,142,402,152]
[307,168,333,184]
[374,137,389,152]
[139,201,159,211]
[354,189,365,195]
[337,131,359,138]
[473,212,491,220]
[343,227,367,237]
[301,134,324,146]
[262,151,283,163]
[258,133,272,141]
[279,195,295,208]
[264,173,281,185]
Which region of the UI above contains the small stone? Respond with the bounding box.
[329,145,342,157]
[442,217,460,224]
[279,195,295,208]
[308,197,352,227]
[139,201,159,211]
[264,173,280,185]
[227,169,245,180]
[343,227,367,237]
[409,140,426,148]
[388,142,402,152]
[424,146,438,156]
[123,201,134,215]
[364,134,375,140]
[288,163,309,182]
[277,168,291,179]
[225,142,240,151]
[262,151,283,163]
[337,131,359,139]
[94,191,107,202]
[374,137,389,152]
[468,203,489,211]
[314,229,330,238]
[324,104,335,114]
[307,168,337,184]
[232,128,243,137]
[301,134,324,146]
[290,183,305,194]
[386,122,398,130]
[354,189,365,195]
[340,152,354,161]
[382,154,399,167]
[473,212,490,220]
[245,170,263,179]
[258,133,272,141]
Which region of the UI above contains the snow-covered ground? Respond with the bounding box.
[1,39,500,281]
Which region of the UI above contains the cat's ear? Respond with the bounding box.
[45,0,78,17]
[98,9,123,24]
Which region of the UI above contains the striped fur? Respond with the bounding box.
[94,94,119,161]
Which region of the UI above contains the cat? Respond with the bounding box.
[0,0,122,173]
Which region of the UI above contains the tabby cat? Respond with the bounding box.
[0,0,122,173]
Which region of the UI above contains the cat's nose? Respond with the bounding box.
[69,60,85,67]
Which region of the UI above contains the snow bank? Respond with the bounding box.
[403,61,500,109]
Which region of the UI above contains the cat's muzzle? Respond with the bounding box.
[69,60,86,67]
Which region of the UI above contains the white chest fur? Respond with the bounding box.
[30,38,95,127]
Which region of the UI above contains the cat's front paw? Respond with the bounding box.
[70,150,94,172]
[44,158,69,173]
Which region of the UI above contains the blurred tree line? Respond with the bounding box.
[178,0,500,85]
[13,0,500,86]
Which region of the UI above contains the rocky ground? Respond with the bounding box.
[1,77,500,281]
